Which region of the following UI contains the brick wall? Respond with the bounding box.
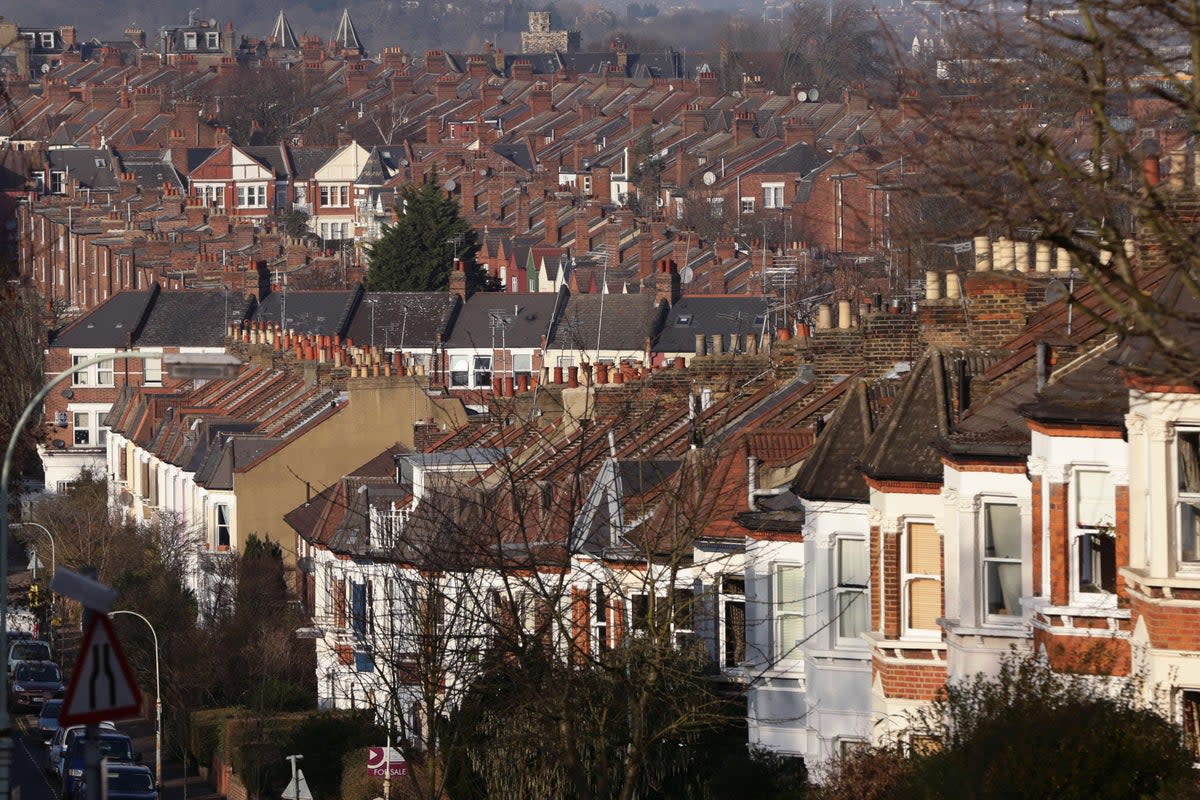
[1033,628,1131,675]
[883,530,900,638]
[873,655,947,701]
[1128,587,1200,651]
[870,524,881,631]
[1031,475,1043,596]
[1048,482,1068,605]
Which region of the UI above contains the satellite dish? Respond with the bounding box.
[795,89,808,102]
[208,17,218,27]
[680,266,694,284]
[1044,278,1068,305]
[702,171,716,186]
[40,64,50,74]
[442,178,457,191]
[809,88,820,102]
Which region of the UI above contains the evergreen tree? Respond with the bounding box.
[365,175,483,292]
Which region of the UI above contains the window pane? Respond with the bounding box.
[779,614,804,654]
[1076,471,1114,528]
[724,600,745,667]
[908,522,940,574]
[985,504,1021,559]
[838,539,868,587]
[513,353,532,373]
[776,565,804,612]
[1182,501,1200,563]
[838,591,868,638]
[908,578,940,630]
[985,561,1021,615]
[1078,533,1116,593]
[1180,432,1200,493]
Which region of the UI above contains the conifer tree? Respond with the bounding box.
[365,175,482,292]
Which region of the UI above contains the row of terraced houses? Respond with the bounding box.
[7,6,1200,777]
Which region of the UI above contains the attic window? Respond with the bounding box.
[753,315,765,326]
[675,315,693,327]
[94,158,107,169]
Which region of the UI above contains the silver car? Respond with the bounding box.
[48,722,116,779]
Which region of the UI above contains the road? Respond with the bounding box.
[11,711,63,800]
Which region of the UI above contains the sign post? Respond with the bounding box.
[59,613,143,800]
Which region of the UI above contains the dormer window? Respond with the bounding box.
[183,31,197,50]
[206,31,220,49]
[40,32,55,48]
[675,315,692,327]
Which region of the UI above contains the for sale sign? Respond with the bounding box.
[367,747,408,777]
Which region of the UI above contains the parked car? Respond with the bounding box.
[9,661,64,711]
[48,722,117,779]
[35,699,62,742]
[7,640,51,675]
[77,763,156,800]
[62,732,137,800]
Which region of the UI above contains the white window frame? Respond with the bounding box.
[590,583,609,654]
[740,196,755,214]
[449,355,470,387]
[1070,467,1118,606]
[320,184,350,207]
[901,520,941,641]
[473,355,493,388]
[143,355,163,386]
[763,183,784,209]
[71,353,115,387]
[183,31,197,50]
[69,405,110,448]
[236,183,267,208]
[1175,428,1200,573]
[981,500,1023,621]
[512,353,533,380]
[196,184,225,209]
[1179,687,1200,767]
[774,562,805,661]
[708,197,725,218]
[719,573,746,669]
[213,502,232,549]
[834,536,869,643]
[39,32,55,48]
[205,31,219,49]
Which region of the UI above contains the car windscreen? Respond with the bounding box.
[69,736,133,762]
[39,700,62,720]
[16,663,60,682]
[11,643,50,661]
[109,770,153,793]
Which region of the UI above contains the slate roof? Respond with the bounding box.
[1021,341,1127,428]
[51,286,254,348]
[790,380,876,503]
[116,151,185,193]
[653,296,769,353]
[253,287,363,337]
[746,141,827,176]
[46,148,120,191]
[859,349,1006,483]
[344,292,458,349]
[545,292,663,351]
[137,290,254,346]
[444,290,562,349]
[1114,268,1200,385]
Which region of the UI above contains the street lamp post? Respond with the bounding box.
[109,610,161,790]
[0,350,239,800]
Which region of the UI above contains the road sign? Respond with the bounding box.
[59,614,143,726]
[282,768,313,800]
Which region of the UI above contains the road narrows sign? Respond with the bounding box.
[58,614,143,727]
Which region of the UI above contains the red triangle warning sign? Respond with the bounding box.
[59,615,143,727]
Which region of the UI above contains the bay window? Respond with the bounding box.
[236,184,267,208]
[836,538,869,640]
[775,564,805,659]
[721,574,746,668]
[983,502,1022,617]
[1074,469,1116,595]
[1177,430,1200,567]
[903,521,941,637]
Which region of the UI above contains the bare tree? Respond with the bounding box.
[895,0,1200,383]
